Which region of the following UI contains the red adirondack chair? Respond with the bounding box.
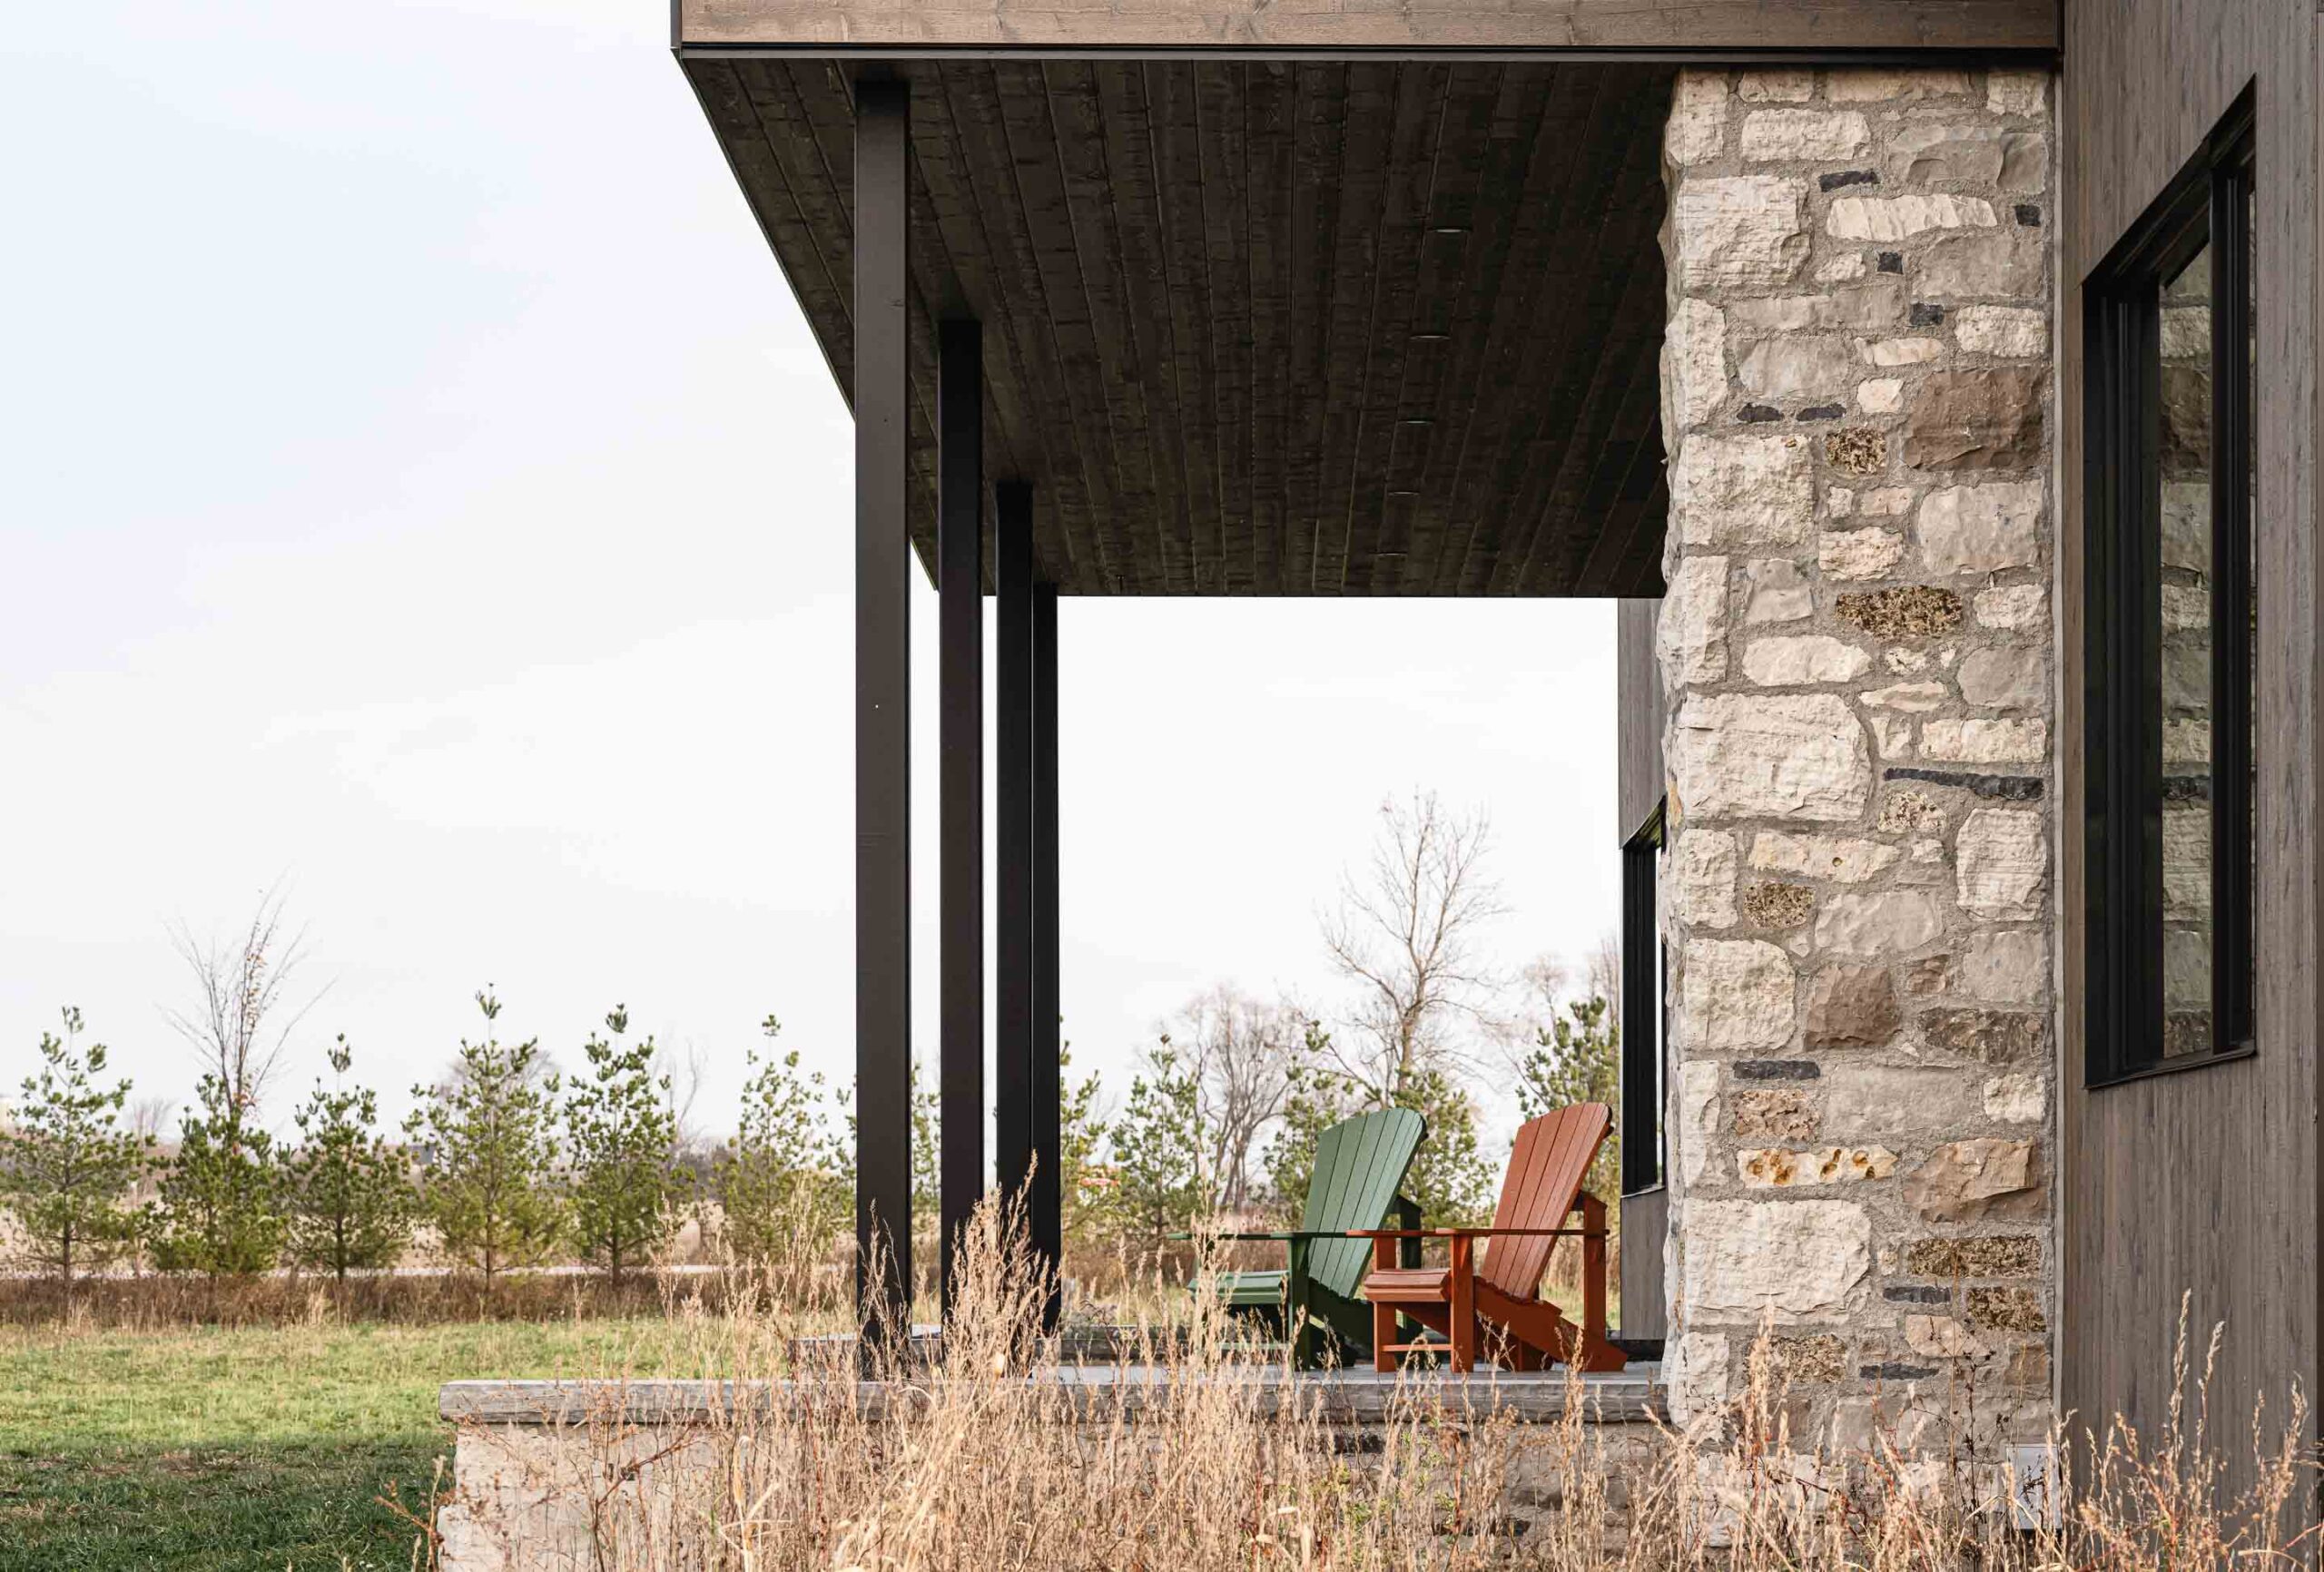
[1355,1104,1625,1374]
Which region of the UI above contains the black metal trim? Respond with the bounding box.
[2082,83,2259,1090]
[936,319,985,1321]
[1618,802,1666,1198]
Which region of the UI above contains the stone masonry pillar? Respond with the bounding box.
[1656,68,2056,1447]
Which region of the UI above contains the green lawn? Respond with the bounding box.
[0,1318,696,1572]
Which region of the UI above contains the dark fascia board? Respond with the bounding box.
[674,0,2057,59]
[675,44,2057,65]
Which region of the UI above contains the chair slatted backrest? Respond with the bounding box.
[1478,1104,1611,1302]
[1299,1107,1427,1302]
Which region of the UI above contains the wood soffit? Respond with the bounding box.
[690,56,1689,596]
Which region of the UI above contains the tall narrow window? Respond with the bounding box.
[1620,803,1666,1194]
[2084,88,2258,1086]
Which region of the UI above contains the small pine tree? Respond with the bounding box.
[1106,1040,1209,1253]
[565,1006,683,1284]
[1056,1046,1108,1255]
[1515,995,1621,1203]
[1265,1020,1496,1227]
[283,1036,414,1282]
[714,1016,851,1265]
[408,990,564,1287]
[0,1008,152,1288]
[151,1074,287,1277]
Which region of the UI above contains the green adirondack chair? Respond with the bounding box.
[1198,1106,1426,1367]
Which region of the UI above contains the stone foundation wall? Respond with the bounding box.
[1656,66,2057,1442]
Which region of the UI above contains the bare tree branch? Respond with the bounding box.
[1317,791,1508,1100]
[1167,986,1300,1213]
[162,887,328,1120]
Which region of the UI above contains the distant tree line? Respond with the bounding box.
[0,796,1623,1292]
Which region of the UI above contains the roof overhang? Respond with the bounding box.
[675,0,2059,60]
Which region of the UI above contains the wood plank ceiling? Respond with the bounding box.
[684,58,1673,596]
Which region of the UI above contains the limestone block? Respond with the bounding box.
[1676,177,1811,292]
[1863,681,1951,712]
[1672,828,1740,928]
[1668,73,1731,166]
[1859,378,1903,413]
[1738,70,1815,103]
[1732,1089,1817,1139]
[1679,1061,1722,1186]
[1955,305,2049,358]
[1827,71,1971,103]
[1671,434,1815,549]
[1986,72,2048,115]
[1728,278,1905,332]
[1682,938,1797,1052]
[1983,1072,2046,1124]
[1960,928,2048,1002]
[1740,109,1871,162]
[1827,194,1997,242]
[1820,528,1905,580]
[1957,646,2045,709]
[1813,889,1945,956]
[1803,964,1902,1047]
[1904,369,2047,471]
[1738,1145,1896,1186]
[1665,298,1729,431]
[1905,1234,2038,1277]
[1743,634,1873,686]
[1921,717,2046,763]
[1922,1007,2048,1064]
[1670,693,1873,822]
[1861,336,1945,367]
[1957,808,2047,919]
[1837,586,1965,639]
[1974,585,2048,629]
[1667,1331,1732,1424]
[1748,830,1900,884]
[1886,123,2010,185]
[1916,231,2045,297]
[1739,336,1860,399]
[1905,1314,1981,1359]
[1823,1064,1981,1139]
[1904,1138,2040,1222]
[1743,556,1815,624]
[1659,554,1732,685]
[1917,483,2044,574]
[1684,1200,1872,1322]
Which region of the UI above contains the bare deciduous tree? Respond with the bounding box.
[163,889,325,1119]
[1166,986,1301,1213]
[1320,791,1508,1100]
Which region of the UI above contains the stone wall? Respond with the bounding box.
[1656,66,2056,1444]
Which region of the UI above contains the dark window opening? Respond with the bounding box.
[2084,86,2258,1087]
[1620,801,1667,1193]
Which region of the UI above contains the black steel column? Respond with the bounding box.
[994,483,1036,1241]
[852,74,911,1339]
[1030,581,1062,1324]
[937,319,984,1319]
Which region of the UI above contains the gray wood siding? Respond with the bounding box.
[1620,1185,1668,1344]
[1617,597,1664,840]
[2059,0,2321,1444]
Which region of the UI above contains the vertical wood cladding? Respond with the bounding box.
[2059,0,2320,1454]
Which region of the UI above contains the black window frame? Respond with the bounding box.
[2083,85,2258,1089]
[1619,801,1667,1194]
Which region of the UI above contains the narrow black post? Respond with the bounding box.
[937,319,984,1320]
[852,74,912,1341]
[1031,581,1062,1326]
[994,484,1036,1244]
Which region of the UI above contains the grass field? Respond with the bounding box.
[0,1317,698,1572]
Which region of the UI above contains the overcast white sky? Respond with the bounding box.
[0,1,1620,1145]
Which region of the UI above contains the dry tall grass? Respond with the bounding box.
[447,1208,2319,1572]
